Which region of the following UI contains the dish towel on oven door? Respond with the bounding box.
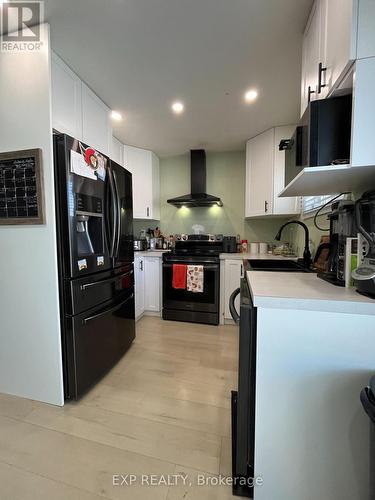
[187,265,204,293]
[172,264,187,289]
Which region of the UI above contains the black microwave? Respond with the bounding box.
[284,94,352,186]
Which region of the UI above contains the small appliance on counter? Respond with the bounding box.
[352,191,375,298]
[223,236,237,253]
[317,200,357,287]
[134,239,147,251]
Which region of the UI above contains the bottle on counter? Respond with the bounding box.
[241,239,248,253]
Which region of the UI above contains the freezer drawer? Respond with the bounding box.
[65,265,134,316]
[64,291,135,399]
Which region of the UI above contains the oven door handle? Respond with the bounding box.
[82,293,134,324]
[80,270,134,290]
[163,263,219,270]
[229,287,240,324]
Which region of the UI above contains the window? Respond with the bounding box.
[303,194,341,214]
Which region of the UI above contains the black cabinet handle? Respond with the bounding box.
[264,200,268,213]
[146,207,150,217]
[308,86,316,104]
[140,260,143,271]
[318,62,327,94]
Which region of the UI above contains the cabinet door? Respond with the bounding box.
[134,257,145,319]
[124,145,153,219]
[357,0,375,59]
[151,153,160,220]
[245,129,274,217]
[82,83,112,156]
[273,126,300,215]
[301,1,323,115]
[322,0,356,93]
[224,260,243,320]
[51,52,82,139]
[144,257,160,312]
[351,58,375,167]
[111,136,123,166]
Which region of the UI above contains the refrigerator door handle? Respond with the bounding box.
[107,168,117,258]
[80,269,134,290]
[82,293,134,325]
[112,169,121,258]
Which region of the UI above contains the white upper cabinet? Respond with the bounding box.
[246,129,274,217]
[321,0,357,94]
[111,136,123,166]
[357,0,375,59]
[124,145,160,220]
[351,57,375,167]
[301,1,324,114]
[81,83,112,156]
[300,0,375,116]
[51,52,113,156]
[245,126,299,218]
[51,52,82,139]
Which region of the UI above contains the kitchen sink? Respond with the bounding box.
[247,259,313,272]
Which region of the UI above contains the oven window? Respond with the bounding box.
[163,264,218,305]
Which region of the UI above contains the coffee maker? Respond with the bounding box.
[352,191,375,298]
[317,200,357,286]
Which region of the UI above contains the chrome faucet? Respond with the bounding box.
[275,220,312,268]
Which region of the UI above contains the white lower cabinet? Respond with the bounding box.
[134,256,145,319]
[144,257,161,312]
[134,255,161,320]
[223,259,244,322]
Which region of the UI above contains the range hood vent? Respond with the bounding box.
[167,150,223,208]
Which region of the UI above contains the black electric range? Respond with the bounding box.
[162,235,223,325]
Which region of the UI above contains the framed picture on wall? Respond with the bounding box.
[0,148,45,225]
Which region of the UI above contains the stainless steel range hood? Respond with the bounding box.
[167,150,223,208]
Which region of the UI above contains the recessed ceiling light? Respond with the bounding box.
[244,89,258,102]
[111,110,122,121]
[171,101,184,114]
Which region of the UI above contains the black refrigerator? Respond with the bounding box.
[53,133,135,400]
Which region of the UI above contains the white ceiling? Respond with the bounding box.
[44,0,312,156]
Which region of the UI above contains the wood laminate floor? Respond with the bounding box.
[0,317,238,499]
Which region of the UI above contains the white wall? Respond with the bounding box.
[0,24,64,405]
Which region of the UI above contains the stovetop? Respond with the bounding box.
[164,234,224,262]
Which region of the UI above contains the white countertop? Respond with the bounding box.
[219,253,298,260]
[135,251,298,260]
[134,250,168,257]
[247,270,375,315]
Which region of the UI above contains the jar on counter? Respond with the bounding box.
[241,240,248,253]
